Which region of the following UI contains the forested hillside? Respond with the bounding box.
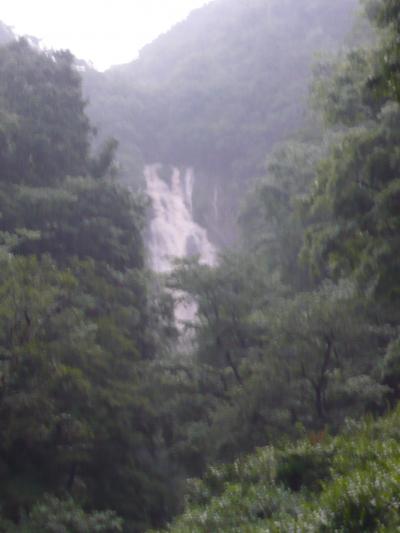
[84,0,358,244]
[160,0,400,528]
[105,0,356,170]
[166,406,400,532]
[0,0,400,532]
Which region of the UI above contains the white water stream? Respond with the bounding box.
[145,164,216,323]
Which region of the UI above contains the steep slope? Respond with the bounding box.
[165,406,400,532]
[0,39,180,532]
[84,0,359,246]
[112,0,357,171]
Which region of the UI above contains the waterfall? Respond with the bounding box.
[145,164,216,271]
[145,164,216,323]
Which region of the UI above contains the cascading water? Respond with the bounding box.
[145,164,216,323]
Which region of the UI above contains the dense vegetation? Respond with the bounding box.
[159,0,400,529]
[165,406,400,532]
[0,38,180,532]
[0,0,400,531]
[103,0,356,172]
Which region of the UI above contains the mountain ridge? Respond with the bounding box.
[83,0,360,245]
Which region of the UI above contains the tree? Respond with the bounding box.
[240,140,325,289]
[0,38,181,531]
[302,60,400,304]
[0,40,91,185]
[365,0,400,102]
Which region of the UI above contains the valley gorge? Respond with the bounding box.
[1,1,400,532]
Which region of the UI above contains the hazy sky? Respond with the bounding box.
[1,0,210,70]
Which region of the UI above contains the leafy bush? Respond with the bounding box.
[275,443,333,492]
[0,497,123,533]
[165,406,400,532]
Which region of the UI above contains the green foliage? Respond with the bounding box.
[18,496,123,533]
[0,36,182,532]
[157,3,400,530]
[0,178,146,270]
[295,3,400,304]
[365,0,400,103]
[0,253,177,529]
[303,66,400,303]
[312,49,380,126]
[169,252,387,467]
[1,1,400,531]
[240,139,326,288]
[275,446,332,492]
[164,406,400,532]
[163,6,400,530]
[0,40,91,185]
[105,0,357,173]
